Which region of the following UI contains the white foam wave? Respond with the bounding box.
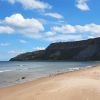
[0,70,12,73]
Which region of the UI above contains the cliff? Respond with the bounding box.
[10,37,100,61]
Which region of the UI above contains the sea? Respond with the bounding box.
[0,61,100,88]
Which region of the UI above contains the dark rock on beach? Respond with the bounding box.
[21,77,26,80]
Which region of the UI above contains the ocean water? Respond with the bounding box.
[0,61,100,87]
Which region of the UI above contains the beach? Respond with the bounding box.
[0,65,100,100]
[0,61,97,88]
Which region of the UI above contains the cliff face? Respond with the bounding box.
[10,37,100,61]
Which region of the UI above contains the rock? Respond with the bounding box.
[21,77,26,79]
[10,50,45,61]
[10,37,100,61]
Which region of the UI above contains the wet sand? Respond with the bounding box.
[0,65,100,100]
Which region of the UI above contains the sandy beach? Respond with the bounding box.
[0,65,100,100]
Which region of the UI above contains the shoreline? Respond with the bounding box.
[0,64,100,100]
[0,64,96,88]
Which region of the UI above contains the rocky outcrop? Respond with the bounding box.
[10,37,100,61]
[10,50,45,61]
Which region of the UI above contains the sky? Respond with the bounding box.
[0,0,100,61]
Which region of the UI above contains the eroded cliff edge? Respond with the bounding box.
[10,37,100,61]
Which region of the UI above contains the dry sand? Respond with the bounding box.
[0,65,100,100]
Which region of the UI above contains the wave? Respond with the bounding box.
[0,70,12,73]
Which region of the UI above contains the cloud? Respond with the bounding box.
[1,13,44,38]
[0,26,14,34]
[75,24,100,37]
[46,34,83,42]
[45,31,56,36]
[0,43,11,46]
[44,23,100,41]
[19,39,27,44]
[76,0,90,11]
[45,13,63,19]
[0,13,100,42]
[75,24,100,33]
[5,13,44,30]
[7,0,52,10]
[51,23,100,35]
[33,47,45,51]
[52,25,76,33]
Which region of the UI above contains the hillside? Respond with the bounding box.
[10,37,100,61]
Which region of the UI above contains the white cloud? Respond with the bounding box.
[52,25,76,33]
[33,47,45,51]
[75,24,100,37]
[45,31,56,36]
[75,24,100,34]
[0,43,11,46]
[0,14,100,42]
[76,0,90,11]
[45,23,100,41]
[1,13,44,38]
[45,13,63,19]
[0,26,14,34]
[8,0,52,10]
[5,13,44,30]
[46,34,83,42]
[52,24,100,35]
[19,39,27,44]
